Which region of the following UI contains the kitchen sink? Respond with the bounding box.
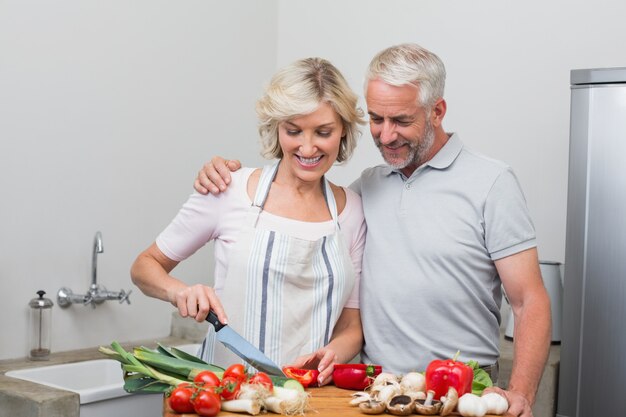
[6,359,128,403]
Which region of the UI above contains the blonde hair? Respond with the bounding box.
[257,58,364,162]
[365,43,446,108]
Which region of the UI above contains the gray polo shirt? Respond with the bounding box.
[351,133,536,373]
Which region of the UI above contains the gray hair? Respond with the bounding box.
[257,57,364,163]
[365,43,446,108]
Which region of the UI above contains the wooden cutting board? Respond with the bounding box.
[163,385,502,416]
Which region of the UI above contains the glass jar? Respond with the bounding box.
[28,290,53,360]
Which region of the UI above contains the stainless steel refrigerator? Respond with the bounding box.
[557,67,626,417]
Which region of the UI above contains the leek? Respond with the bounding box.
[157,342,207,364]
[133,347,224,379]
[99,341,223,393]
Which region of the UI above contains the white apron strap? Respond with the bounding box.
[322,176,339,230]
[253,162,280,207]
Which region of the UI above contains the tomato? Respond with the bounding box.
[168,385,195,413]
[223,363,247,382]
[192,389,221,417]
[332,364,382,390]
[194,370,221,388]
[248,371,274,391]
[282,366,320,388]
[220,376,242,400]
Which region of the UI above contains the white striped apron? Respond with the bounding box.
[199,161,355,368]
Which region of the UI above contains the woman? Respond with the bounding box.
[131,58,366,385]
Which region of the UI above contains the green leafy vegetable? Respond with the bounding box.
[466,360,493,395]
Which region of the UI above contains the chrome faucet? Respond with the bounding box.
[91,231,103,291]
[57,231,132,308]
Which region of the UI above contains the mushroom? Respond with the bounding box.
[403,390,426,401]
[413,389,442,415]
[372,372,398,387]
[370,379,401,396]
[359,399,385,415]
[350,391,371,406]
[371,383,401,404]
[400,372,426,393]
[386,394,414,416]
[440,386,459,416]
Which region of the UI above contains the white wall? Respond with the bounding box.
[276,0,626,263]
[1,0,625,361]
[0,0,277,360]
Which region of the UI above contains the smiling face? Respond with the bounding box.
[277,101,345,185]
[366,79,437,176]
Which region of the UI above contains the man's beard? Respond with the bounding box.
[375,120,435,170]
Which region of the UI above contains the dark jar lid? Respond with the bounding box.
[29,290,54,309]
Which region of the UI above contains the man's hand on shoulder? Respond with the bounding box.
[194,157,241,195]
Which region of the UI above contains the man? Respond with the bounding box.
[194,44,550,416]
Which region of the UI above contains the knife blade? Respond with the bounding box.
[206,310,286,377]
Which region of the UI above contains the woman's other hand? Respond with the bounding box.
[284,309,363,386]
[194,156,241,195]
[288,347,338,386]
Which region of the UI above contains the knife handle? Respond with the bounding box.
[206,310,226,332]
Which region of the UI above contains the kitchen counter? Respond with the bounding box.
[0,312,561,417]
[0,336,192,417]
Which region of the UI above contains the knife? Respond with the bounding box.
[206,310,286,377]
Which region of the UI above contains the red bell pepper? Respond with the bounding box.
[282,367,320,388]
[425,352,474,400]
[332,364,382,390]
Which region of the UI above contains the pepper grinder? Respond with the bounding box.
[28,290,53,360]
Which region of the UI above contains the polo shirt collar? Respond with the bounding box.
[427,132,462,169]
[381,132,463,177]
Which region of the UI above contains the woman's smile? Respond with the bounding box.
[296,154,324,167]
